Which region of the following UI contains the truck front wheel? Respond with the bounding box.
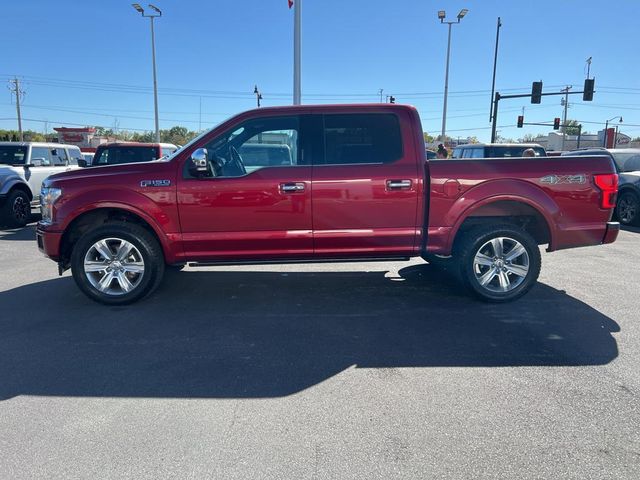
[456,224,541,302]
[70,222,165,305]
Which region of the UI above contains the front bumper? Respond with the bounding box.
[602,221,620,245]
[36,224,63,261]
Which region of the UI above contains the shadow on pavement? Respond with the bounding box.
[621,225,640,234]
[0,264,619,400]
[0,224,36,241]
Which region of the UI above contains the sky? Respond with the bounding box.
[1,0,639,142]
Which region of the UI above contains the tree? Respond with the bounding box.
[564,119,581,136]
[423,132,434,144]
[519,133,538,143]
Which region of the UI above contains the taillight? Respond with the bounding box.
[593,173,618,209]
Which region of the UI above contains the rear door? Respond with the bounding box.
[311,111,420,256]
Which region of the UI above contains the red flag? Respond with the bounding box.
[288,0,294,8]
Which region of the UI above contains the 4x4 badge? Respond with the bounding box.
[140,179,171,187]
[540,174,586,185]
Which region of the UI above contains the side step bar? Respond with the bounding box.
[188,256,411,267]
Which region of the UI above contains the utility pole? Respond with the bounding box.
[379,88,384,103]
[561,85,572,150]
[9,78,24,141]
[198,96,202,131]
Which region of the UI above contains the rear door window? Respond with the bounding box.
[51,147,69,166]
[321,114,403,165]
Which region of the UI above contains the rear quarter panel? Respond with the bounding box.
[426,156,617,254]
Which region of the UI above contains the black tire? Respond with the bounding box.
[616,191,640,226]
[455,224,541,303]
[71,222,165,305]
[1,189,30,228]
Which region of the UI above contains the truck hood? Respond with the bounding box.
[44,160,172,187]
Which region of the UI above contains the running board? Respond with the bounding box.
[188,256,411,267]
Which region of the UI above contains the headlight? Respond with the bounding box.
[40,187,62,224]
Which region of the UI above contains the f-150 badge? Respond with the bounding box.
[140,179,171,187]
[540,174,586,185]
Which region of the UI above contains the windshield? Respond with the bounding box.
[0,145,28,165]
[611,151,640,172]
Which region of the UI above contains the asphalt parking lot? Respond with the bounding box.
[0,224,639,479]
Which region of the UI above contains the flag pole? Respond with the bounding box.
[293,0,301,105]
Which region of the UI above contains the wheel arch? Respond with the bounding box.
[451,197,554,253]
[59,206,174,269]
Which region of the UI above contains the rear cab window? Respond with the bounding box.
[95,146,159,165]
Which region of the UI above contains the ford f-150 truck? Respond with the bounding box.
[36,104,620,305]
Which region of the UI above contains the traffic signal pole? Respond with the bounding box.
[491,90,590,143]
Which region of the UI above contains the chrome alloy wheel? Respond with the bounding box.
[472,237,530,293]
[83,238,145,296]
[12,195,29,223]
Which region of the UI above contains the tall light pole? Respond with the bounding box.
[132,3,162,142]
[293,0,302,105]
[438,8,468,143]
[603,116,622,147]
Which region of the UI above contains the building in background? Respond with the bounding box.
[53,127,116,152]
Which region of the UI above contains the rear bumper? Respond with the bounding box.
[602,221,620,245]
[36,225,63,261]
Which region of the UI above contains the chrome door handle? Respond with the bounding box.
[280,182,306,193]
[386,179,412,189]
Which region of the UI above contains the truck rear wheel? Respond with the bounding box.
[71,222,165,305]
[1,189,30,228]
[455,224,541,302]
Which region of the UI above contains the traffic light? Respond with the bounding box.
[389,95,396,104]
[517,115,524,128]
[531,81,543,104]
[553,117,561,130]
[583,78,595,101]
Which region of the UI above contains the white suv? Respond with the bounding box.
[0,142,83,227]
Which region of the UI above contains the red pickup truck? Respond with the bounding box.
[36,104,619,305]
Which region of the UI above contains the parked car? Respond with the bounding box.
[80,151,95,165]
[37,104,618,305]
[83,142,178,167]
[562,148,640,225]
[425,149,437,160]
[0,142,82,227]
[452,143,546,159]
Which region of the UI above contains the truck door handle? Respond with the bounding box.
[279,182,306,193]
[386,179,412,189]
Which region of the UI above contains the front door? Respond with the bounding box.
[177,115,313,261]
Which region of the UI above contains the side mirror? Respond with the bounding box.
[78,158,88,168]
[190,148,209,175]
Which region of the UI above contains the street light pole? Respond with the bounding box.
[438,9,468,143]
[603,115,622,147]
[132,3,162,143]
